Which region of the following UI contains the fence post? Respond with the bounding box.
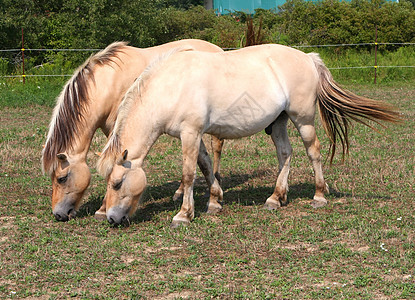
[374,25,378,84]
[21,28,25,84]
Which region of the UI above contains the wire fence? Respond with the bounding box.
[1,42,414,82]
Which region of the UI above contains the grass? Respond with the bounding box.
[0,80,414,298]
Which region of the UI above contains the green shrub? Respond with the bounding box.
[0,0,414,83]
[0,58,12,75]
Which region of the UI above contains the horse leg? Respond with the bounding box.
[197,140,223,214]
[94,196,107,221]
[212,136,224,183]
[171,131,202,228]
[264,112,293,210]
[173,182,185,202]
[173,139,223,210]
[293,118,329,208]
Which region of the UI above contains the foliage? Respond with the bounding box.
[274,0,415,46]
[0,0,414,72]
[159,6,218,43]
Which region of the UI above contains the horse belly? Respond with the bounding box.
[206,95,284,139]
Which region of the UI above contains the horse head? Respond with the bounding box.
[51,153,91,221]
[102,150,147,226]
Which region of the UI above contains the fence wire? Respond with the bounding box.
[1,42,414,79]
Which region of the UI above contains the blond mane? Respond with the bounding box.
[42,42,128,175]
[97,46,193,178]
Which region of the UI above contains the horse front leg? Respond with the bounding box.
[197,140,223,214]
[172,139,224,209]
[171,131,202,228]
[94,196,107,221]
[264,112,292,210]
[173,183,185,202]
[212,136,224,183]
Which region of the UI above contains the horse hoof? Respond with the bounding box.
[172,192,183,202]
[324,183,330,194]
[170,219,190,229]
[94,212,107,221]
[206,204,222,214]
[311,196,327,208]
[263,199,281,210]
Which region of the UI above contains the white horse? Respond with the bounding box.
[98,44,399,227]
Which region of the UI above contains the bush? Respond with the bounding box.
[0,0,414,83]
[276,0,415,46]
[0,58,12,75]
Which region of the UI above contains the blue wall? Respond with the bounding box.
[214,0,285,14]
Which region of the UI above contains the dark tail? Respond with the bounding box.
[309,53,402,163]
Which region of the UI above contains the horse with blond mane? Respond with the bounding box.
[98,44,400,227]
[42,39,224,222]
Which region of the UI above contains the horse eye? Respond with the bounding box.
[57,175,68,184]
[113,180,122,191]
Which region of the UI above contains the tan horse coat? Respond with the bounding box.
[42,39,224,221]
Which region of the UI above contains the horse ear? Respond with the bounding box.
[57,153,68,162]
[122,149,128,161]
[116,149,128,165]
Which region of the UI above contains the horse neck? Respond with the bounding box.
[92,48,151,135]
[120,105,162,168]
[70,47,150,155]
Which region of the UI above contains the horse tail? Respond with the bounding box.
[309,53,401,163]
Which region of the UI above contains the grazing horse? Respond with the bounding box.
[97,44,400,227]
[41,39,224,222]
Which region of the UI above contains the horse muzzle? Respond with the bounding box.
[53,200,77,221]
[107,206,130,226]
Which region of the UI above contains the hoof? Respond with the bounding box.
[170,219,190,229]
[206,203,223,214]
[311,196,328,208]
[172,192,183,202]
[94,212,107,221]
[263,199,281,210]
[324,183,330,194]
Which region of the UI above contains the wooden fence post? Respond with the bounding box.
[374,25,378,84]
[21,28,25,84]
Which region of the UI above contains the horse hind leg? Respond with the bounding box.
[264,112,293,210]
[292,116,329,208]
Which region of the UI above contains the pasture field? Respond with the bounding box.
[0,82,414,299]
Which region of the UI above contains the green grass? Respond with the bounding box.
[0,81,414,299]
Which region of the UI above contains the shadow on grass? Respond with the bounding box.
[77,195,105,219]
[77,169,385,225]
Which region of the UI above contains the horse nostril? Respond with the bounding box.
[121,216,129,225]
[54,213,68,222]
[67,208,75,219]
[108,217,115,224]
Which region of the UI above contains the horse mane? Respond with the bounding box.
[97,46,192,178]
[42,41,128,175]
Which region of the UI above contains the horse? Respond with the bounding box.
[97,44,400,227]
[41,39,225,222]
